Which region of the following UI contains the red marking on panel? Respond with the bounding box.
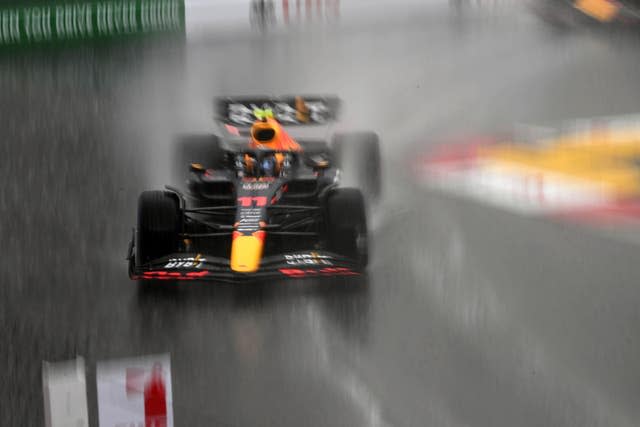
[554,200,640,224]
[125,368,146,397]
[417,136,499,169]
[144,363,167,427]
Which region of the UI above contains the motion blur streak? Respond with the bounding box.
[3,1,640,426]
[419,116,640,219]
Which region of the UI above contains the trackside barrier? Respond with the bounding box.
[42,357,89,427]
[0,0,185,47]
[97,354,174,427]
[42,354,174,427]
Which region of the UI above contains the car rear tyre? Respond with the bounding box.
[325,188,368,270]
[136,191,181,266]
[332,131,381,204]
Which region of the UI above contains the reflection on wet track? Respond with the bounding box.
[3,3,640,426]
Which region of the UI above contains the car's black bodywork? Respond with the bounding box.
[128,96,378,283]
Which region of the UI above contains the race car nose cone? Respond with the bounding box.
[230,234,264,273]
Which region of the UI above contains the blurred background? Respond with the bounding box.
[3,0,640,426]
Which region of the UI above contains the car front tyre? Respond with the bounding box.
[325,188,368,270]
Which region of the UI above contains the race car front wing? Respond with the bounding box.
[128,251,361,282]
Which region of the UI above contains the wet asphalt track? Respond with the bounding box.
[3,3,640,426]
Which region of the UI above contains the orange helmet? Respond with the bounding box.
[250,117,301,151]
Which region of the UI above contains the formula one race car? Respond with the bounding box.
[531,0,640,28]
[127,96,381,283]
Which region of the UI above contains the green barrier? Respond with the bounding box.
[0,0,185,46]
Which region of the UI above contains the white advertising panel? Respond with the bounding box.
[97,354,174,427]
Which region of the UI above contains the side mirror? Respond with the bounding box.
[306,154,330,169]
[190,163,205,173]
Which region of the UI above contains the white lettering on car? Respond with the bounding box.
[163,257,206,269]
[284,253,333,266]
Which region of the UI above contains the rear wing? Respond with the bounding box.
[214,95,341,127]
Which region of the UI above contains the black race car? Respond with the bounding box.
[127,96,381,283]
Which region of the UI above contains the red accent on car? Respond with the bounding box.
[141,270,210,280]
[238,196,253,207]
[186,270,209,278]
[280,268,306,277]
[225,124,240,136]
[238,196,268,207]
[279,267,359,277]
